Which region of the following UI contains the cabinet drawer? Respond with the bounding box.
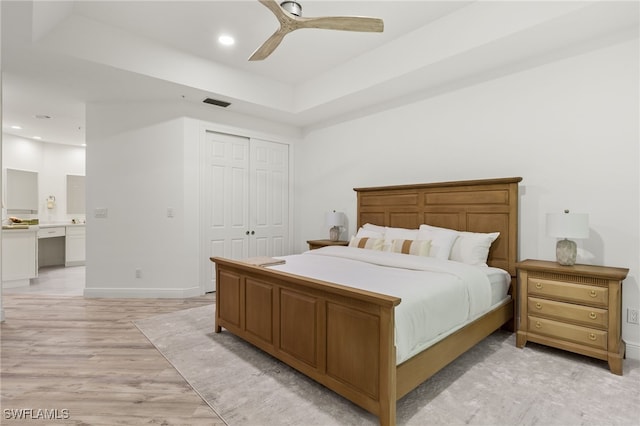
[38,227,66,239]
[66,226,86,236]
[528,278,607,307]
[528,316,607,350]
[528,297,608,329]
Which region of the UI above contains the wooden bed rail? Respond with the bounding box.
[212,257,401,424]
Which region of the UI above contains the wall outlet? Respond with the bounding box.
[135,268,142,279]
[628,309,639,325]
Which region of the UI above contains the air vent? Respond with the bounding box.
[203,98,231,108]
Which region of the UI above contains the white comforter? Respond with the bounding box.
[269,246,494,364]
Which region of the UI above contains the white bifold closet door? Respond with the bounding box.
[203,131,289,292]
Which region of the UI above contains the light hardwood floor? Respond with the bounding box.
[1,277,226,425]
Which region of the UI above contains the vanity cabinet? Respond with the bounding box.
[65,226,86,266]
[37,224,85,267]
[2,228,38,287]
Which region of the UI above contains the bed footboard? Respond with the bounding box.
[212,257,401,425]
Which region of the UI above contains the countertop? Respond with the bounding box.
[2,222,85,231]
[39,222,86,228]
[2,225,38,231]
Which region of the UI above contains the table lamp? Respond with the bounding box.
[325,210,345,241]
[546,210,589,266]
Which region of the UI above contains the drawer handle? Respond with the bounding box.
[589,312,597,320]
[535,283,543,290]
[588,333,597,341]
[535,321,542,329]
[589,290,597,298]
[535,302,542,310]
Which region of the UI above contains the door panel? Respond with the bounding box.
[204,132,250,292]
[250,138,289,257]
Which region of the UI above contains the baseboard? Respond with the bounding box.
[625,341,640,360]
[83,286,202,298]
[2,278,30,289]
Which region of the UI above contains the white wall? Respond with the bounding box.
[2,134,85,223]
[84,100,300,298]
[84,112,198,297]
[294,39,639,357]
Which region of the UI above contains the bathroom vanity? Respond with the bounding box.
[2,223,86,288]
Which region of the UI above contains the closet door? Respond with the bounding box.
[249,138,289,257]
[204,132,250,292]
[203,132,290,292]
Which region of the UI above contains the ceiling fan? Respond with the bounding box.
[249,0,384,61]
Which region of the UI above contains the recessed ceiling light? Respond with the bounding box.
[218,34,235,46]
[33,136,42,140]
[10,125,22,130]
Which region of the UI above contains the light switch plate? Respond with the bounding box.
[94,208,108,218]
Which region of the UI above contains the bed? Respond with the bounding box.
[211,177,522,426]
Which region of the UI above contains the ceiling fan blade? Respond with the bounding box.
[258,0,290,21]
[249,28,289,61]
[250,1,384,61]
[298,16,384,32]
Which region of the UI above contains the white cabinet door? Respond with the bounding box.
[202,131,289,292]
[65,226,86,266]
[2,230,37,285]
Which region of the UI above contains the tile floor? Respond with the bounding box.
[3,265,85,296]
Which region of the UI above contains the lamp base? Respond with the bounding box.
[556,238,577,266]
[329,226,340,242]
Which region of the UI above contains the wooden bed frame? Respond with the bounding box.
[212,177,522,425]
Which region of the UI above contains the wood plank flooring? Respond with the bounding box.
[1,293,226,425]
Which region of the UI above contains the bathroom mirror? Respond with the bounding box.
[5,168,39,213]
[66,175,85,214]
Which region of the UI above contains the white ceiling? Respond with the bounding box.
[1,0,638,146]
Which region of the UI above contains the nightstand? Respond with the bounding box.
[516,259,628,375]
[307,239,349,250]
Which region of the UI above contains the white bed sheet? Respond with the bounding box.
[269,246,511,364]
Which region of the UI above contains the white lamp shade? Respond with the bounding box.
[325,211,345,228]
[546,212,589,239]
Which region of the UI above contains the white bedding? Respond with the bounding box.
[269,246,511,364]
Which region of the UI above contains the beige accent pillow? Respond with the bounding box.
[390,239,432,257]
[348,236,384,250]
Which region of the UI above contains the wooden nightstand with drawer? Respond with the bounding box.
[306,239,349,250]
[516,259,629,375]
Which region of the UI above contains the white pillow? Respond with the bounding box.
[362,223,386,234]
[355,227,384,239]
[348,236,384,250]
[384,226,419,241]
[450,231,500,266]
[417,224,459,260]
[390,239,431,257]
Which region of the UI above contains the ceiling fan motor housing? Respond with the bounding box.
[280,1,302,16]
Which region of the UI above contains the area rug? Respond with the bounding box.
[135,304,640,426]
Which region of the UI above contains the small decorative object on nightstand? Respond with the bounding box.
[325,210,345,241]
[546,210,589,266]
[516,259,628,375]
[307,239,349,250]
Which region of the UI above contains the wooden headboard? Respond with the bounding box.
[354,177,522,277]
